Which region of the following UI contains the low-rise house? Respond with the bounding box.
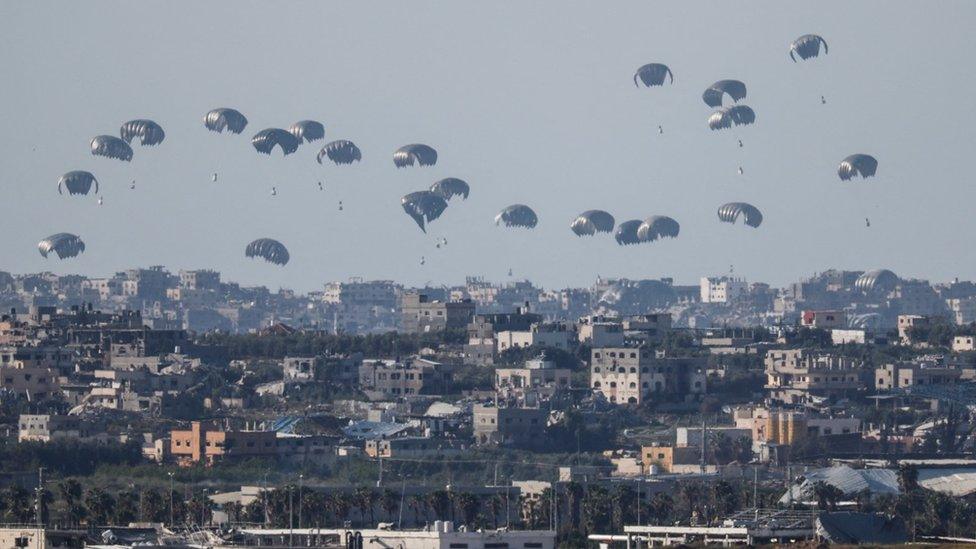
[364,436,464,458]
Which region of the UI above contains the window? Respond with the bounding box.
[525,544,543,548]
[485,543,509,548]
[450,544,468,549]
[593,381,601,388]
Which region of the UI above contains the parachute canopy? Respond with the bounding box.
[718,202,763,228]
[708,105,756,130]
[636,216,680,241]
[394,144,437,168]
[634,63,674,87]
[402,191,448,233]
[614,220,644,245]
[120,119,165,146]
[702,80,747,107]
[430,178,470,201]
[204,108,248,134]
[38,233,85,259]
[838,154,878,181]
[289,120,325,143]
[90,135,133,161]
[495,204,538,229]
[855,269,899,293]
[317,140,361,165]
[245,238,290,266]
[58,171,98,196]
[252,129,300,156]
[571,210,615,236]
[790,34,828,62]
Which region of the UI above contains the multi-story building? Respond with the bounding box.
[472,404,546,446]
[875,362,962,391]
[495,356,571,391]
[0,365,59,401]
[495,322,575,353]
[179,269,221,291]
[953,335,976,352]
[764,349,867,404]
[576,316,626,347]
[897,314,930,344]
[800,310,847,329]
[18,414,93,443]
[322,279,399,333]
[283,356,319,382]
[358,357,453,398]
[700,277,748,304]
[400,292,475,334]
[590,347,707,405]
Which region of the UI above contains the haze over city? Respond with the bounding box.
[5,2,976,548]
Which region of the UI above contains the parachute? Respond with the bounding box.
[634,63,673,87]
[495,204,538,229]
[708,105,756,130]
[570,210,615,236]
[614,220,644,245]
[790,34,828,62]
[120,119,165,146]
[90,135,133,161]
[394,144,437,168]
[245,238,290,266]
[204,108,248,134]
[636,216,680,241]
[38,233,85,259]
[717,202,763,228]
[289,120,325,143]
[854,269,898,293]
[251,129,300,156]
[838,154,878,180]
[402,191,448,233]
[58,171,98,196]
[317,140,361,165]
[429,178,470,201]
[702,80,747,107]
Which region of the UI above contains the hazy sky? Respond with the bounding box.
[2,1,975,292]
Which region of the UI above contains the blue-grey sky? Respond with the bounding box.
[2,1,974,292]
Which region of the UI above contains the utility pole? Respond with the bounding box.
[288,485,294,547]
[168,472,174,527]
[35,467,44,528]
[377,458,383,487]
[753,466,759,520]
[700,416,707,476]
[298,474,304,530]
[263,471,270,527]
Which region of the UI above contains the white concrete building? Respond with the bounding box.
[700,277,747,304]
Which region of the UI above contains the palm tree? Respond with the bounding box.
[328,492,352,527]
[2,486,32,524]
[452,492,480,527]
[425,490,451,522]
[648,492,673,525]
[409,494,428,525]
[84,488,115,526]
[811,481,843,511]
[58,480,85,526]
[140,488,166,523]
[380,489,399,523]
[353,487,377,527]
